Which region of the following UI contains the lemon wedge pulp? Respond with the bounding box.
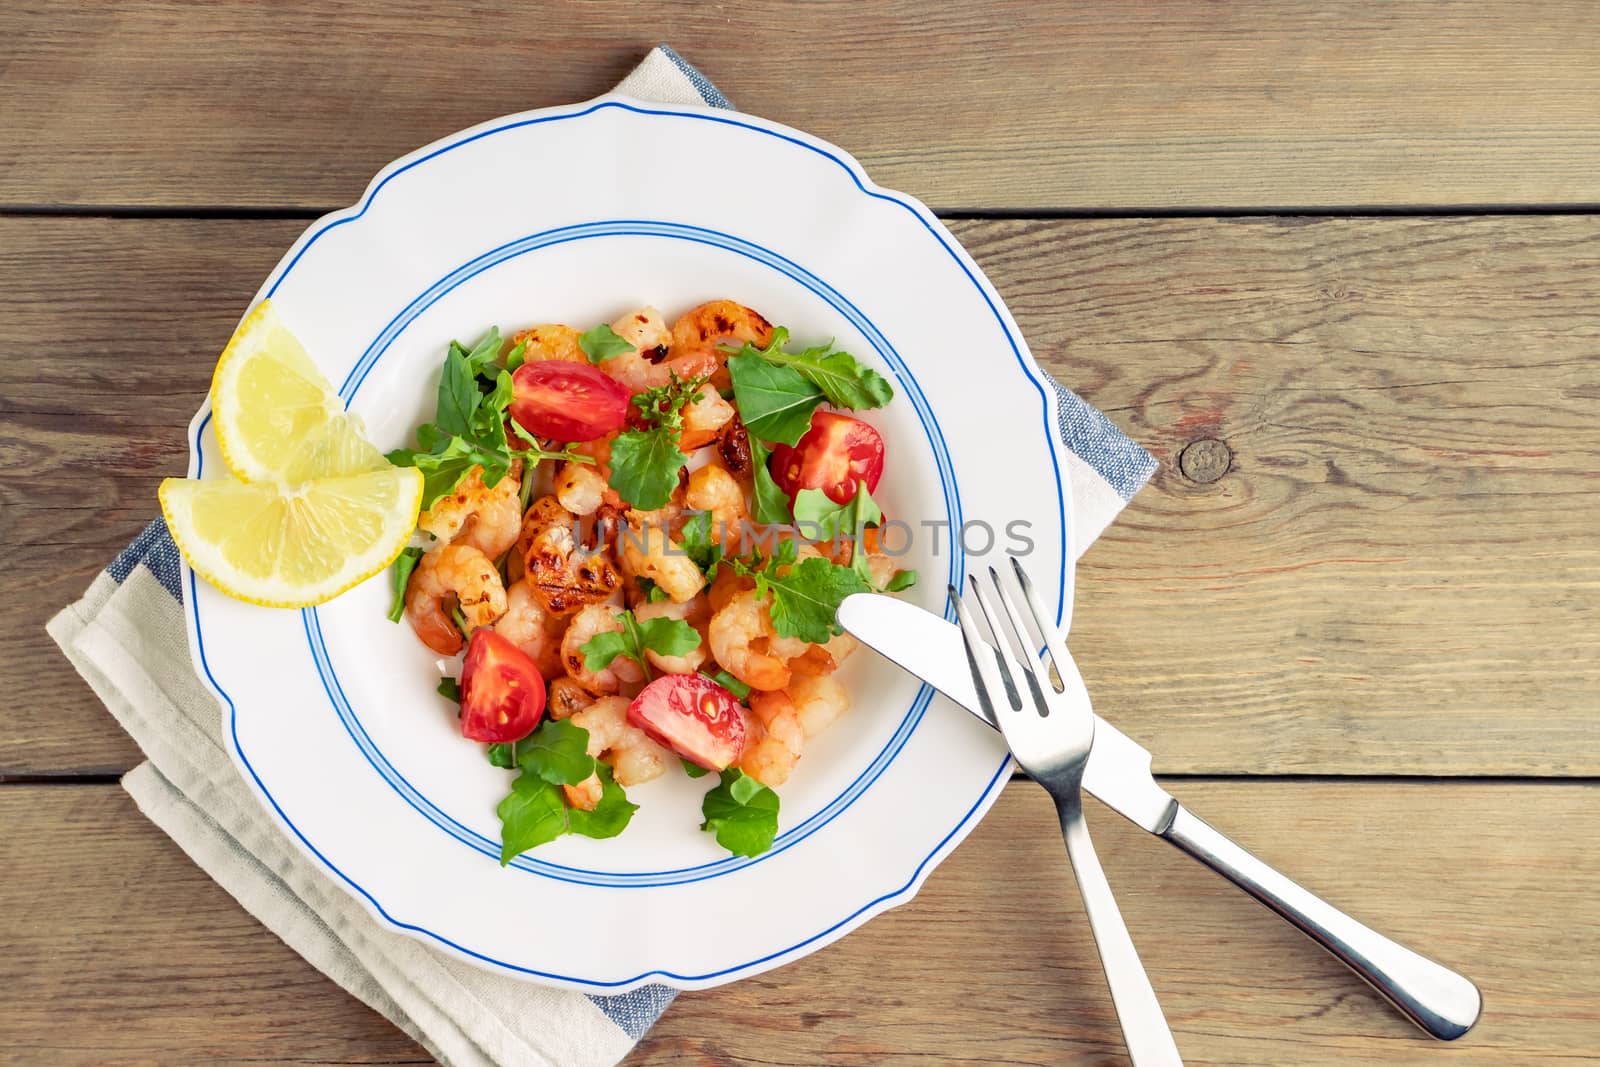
[162,300,421,608]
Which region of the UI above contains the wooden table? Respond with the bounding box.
[5,4,1597,1064]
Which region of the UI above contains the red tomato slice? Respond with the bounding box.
[459,629,546,743]
[627,674,747,771]
[770,411,886,505]
[510,362,631,443]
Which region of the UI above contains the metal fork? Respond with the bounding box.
[953,559,1184,1067]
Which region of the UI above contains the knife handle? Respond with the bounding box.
[1160,805,1481,1041]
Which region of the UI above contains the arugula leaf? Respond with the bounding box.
[579,323,634,363]
[434,345,483,437]
[679,510,724,579]
[680,756,710,779]
[497,775,568,863]
[635,577,669,603]
[517,719,596,786]
[436,675,461,702]
[486,741,517,768]
[503,338,529,373]
[566,764,638,839]
[607,428,687,511]
[884,569,918,592]
[728,551,868,644]
[580,609,701,680]
[701,768,781,858]
[389,547,425,622]
[726,327,892,410]
[791,485,882,544]
[456,326,505,380]
[727,351,824,446]
[748,437,793,524]
[701,669,753,701]
[387,432,506,510]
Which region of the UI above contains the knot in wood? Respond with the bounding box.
[1178,438,1231,484]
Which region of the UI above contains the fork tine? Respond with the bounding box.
[1009,555,1068,695]
[948,585,1006,724]
[982,567,1052,716]
[963,576,1023,712]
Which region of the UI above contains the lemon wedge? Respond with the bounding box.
[209,301,386,483]
[160,467,423,608]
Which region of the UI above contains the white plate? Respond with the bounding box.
[181,94,1075,992]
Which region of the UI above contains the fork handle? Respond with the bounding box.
[1057,798,1185,1066]
[1161,805,1482,1040]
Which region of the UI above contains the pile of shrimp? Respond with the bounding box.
[403,301,895,802]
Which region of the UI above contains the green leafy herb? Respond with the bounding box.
[497,775,569,862]
[579,323,634,363]
[791,485,883,544]
[701,768,781,858]
[606,372,709,509]
[517,719,596,785]
[580,609,701,681]
[726,350,824,446]
[678,510,724,579]
[702,669,753,702]
[607,428,688,511]
[725,542,870,644]
[486,742,517,768]
[389,547,425,622]
[884,569,918,592]
[386,329,589,510]
[635,577,670,603]
[680,757,710,779]
[566,764,639,839]
[436,675,461,702]
[496,722,638,863]
[503,339,529,373]
[725,327,892,411]
[748,437,793,524]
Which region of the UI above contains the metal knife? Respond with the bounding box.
[838,592,1483,1041]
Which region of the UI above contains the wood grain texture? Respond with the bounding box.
[1,781,1593,1065]
[9,215,1598,776]
[4,2,1600,212]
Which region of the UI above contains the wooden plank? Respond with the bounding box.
[3,2,1600,212]
[11,215,1598,776]
[0,781,1592,1064]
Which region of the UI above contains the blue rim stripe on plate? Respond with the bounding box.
[195,99,1066,988]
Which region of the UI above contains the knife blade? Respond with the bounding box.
[836,590,1483,1041]
[838,592,1177,832]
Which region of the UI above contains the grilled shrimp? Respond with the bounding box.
[619,523,706,604]
[671,300,774,355]
[416,462,522,559]
[739,688,804,787]
[559,604,645,695]
[671,300,775,392]
[683,464,747,550]
[554,460,608,516]
[509,323,585,364]
[679,384,735,450]
[708,588,806,692]
[632,596,710,674]
[493,578,566,679]
[404,544,507,656]
[786,672,849,738]
[518,495,622,614]
[546,676,593,721]
[786,631,859,676]
[598,306,720,394]
[562,695,670,808]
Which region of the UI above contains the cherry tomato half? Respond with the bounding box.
[460,629,546,743]
[770,410,886,506]
[627,674,746,771]
[510,361,631,443]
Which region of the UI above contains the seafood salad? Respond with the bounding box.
[386,301,916,861]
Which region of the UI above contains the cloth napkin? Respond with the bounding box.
[48,45,1157,1067]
